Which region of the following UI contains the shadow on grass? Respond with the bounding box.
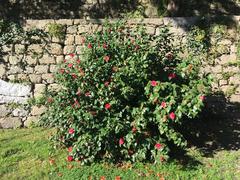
[182,93,240,157]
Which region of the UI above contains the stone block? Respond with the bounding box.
[0,105,9,117]
[229,95,240,103]
[219,79,228,86]
[15,44,26,54]
[34,84,46,96]
[39,55,55,64]
[24,67,34,74]
[67,26,78,34]
[29,74,42,83]
[17,74,29,81]
[28,44,43,54]
[78,25,89,34]
[0,95,29,104]
[50,65,58,73]
[31,105,47,116]
[0,64,6,78]
[0,117,22,129]
[218,54,237,65]
[25,56,37,65]
[48,83,61,92]
[42,73,55,84]
[75,35,84,44]
[9,56,22,65]
[56,56,64,64]
[63,45,75,55]
[55,19,73,25]
[24,116,40,127]
[47,43,62,55]
[76,46,83,54]
[35,65,49,74]
[65,35,75,45]
[12,108,28,117]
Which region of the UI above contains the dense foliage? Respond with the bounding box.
[42,21,211,164]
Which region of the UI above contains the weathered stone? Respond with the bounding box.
[146,26,155,35]
[7,75,16,81]
[0,117,22,129]
[1,56,9,63]
[17,74,29,81]
[218,54,237,65]
[65,35,75,45]
[67,26,78,34]
[12,108,28,117]
[0,105,9,117]
[8,66,23,74]
[75,35,84,44]
[48,83,62,92]
[0,95,29,104]
[2,45,12,53]
[0,79,31,97]
[28,44,43,54]
[219,79,228,86]
[76,46,83,54]
[55,19,73,25]
[39,55,55,64]
[229,76,240,85]
[9,56,22,65]
[78,25,89,34]
[31,105,47,116]
[211,65,222,73]
[24,116,40,127]
[47,43,62,55]
[29,74,42,83]
[56,56,64,63]
[144,5,158,17]
[63,45,75,54]
[50,65,58,73]
[42,73,55,84]
[229,95,240,103]
[34,84,46,96]
[223,66,239,73]
[52,37,64,43]
[230,45,237,53]
[35,65,49,74]
[24,56,37,65]
[15,44,26,54]
[218,39,232,45]
[24,67,34,74]
[0,64,6,78]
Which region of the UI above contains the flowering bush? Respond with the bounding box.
[42,21,211,164]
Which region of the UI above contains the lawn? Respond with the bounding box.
[0,128,239,180]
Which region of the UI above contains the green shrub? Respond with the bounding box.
[47,23,65,39]
[42,21,211,164]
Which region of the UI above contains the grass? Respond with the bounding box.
[0,128,239,180]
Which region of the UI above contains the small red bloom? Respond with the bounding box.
[161,101,166,108]
[85,92,91,97]
[67,155,73,162]
[68,147,73,152]
[155,143,162,150]
[76,90,81,96]
[47,97,54,103]
[168,73,176,79]
[76,59,81,64]
[69,53,75,58]
[100,176,106,180]
[49,158,55,165]
[103,43,108,49]
[115,176,121,180]
[132,127,137,133]
[104,81,109,86]
[160,156,165,162]
[166,52,173,60]
[104,56,110,62]
[169,112,176,120]
[200,95,205,101]
[119,138,124,145]
[87,43,92,49]
[105,103,111,110]
[59,68,65,74]
[63,59,67,63]
[69,128,75,134]
[71,73,77,79]
[81,38,85,45]
[151,80,158,87]
[68,63,73,68]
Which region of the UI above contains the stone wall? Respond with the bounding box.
[0,17,240,128]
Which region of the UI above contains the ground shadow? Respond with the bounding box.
[181,93,240,157]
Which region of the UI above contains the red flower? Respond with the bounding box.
[100,176,106,180]
[155,143,162,150]
[71,73,77,79]
[63,59,67,63]
[160,156,165,162]
[49,158,55,165]
[69,128,75,134]
[76,59,81,64]
[47,97,54,103]
[81,38,85,45]
[104,56,110,62]
[168,73,176,79]
[76,90,81,96]
[105,103,111,110]
[161,101,166,108]
[119,137,124,145]
[169,112,176,120]
[67,155,73,162]
[68,63,73,68]
[69,53,75,58]
[151,80,158,87]
[85,92,91,97]
[87,43,92,49]
[104,81,109,86]
[59,68,65,74]
[200,95,205,101]
[115,176,121,180]
[103,43,108,49]
[68,147,73,152]
[132,127,137,133]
